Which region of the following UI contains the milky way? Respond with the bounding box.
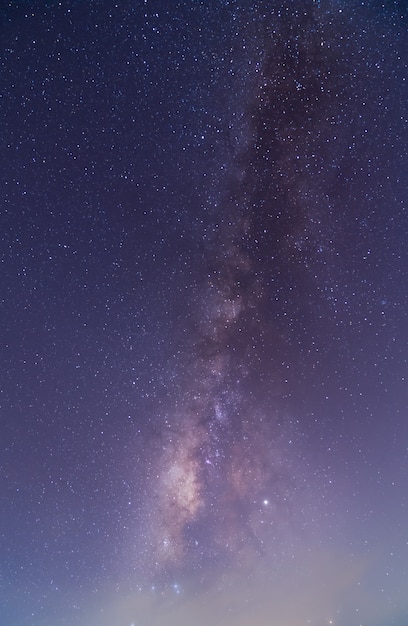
[137,3,352,581]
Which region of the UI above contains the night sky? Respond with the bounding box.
[1,1,407,625]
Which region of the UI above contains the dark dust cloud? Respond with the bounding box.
[1,1,407,625]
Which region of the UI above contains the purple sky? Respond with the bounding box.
[1,1,407,625]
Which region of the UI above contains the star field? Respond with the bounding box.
[1,1,407,625]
